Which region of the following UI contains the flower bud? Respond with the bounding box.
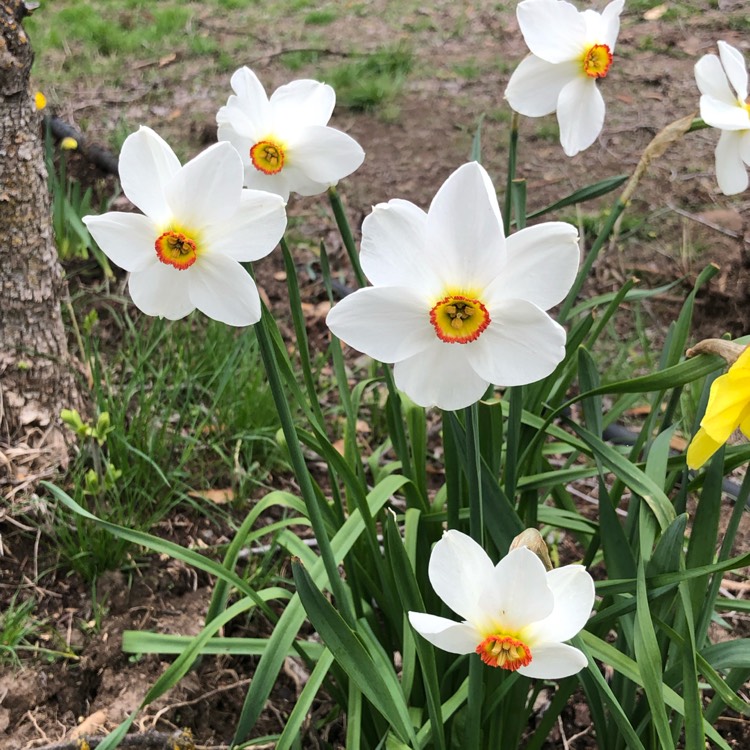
[509,528,553,571]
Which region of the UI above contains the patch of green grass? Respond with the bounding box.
[325,44,413,112]
[304,9,338,25]
[280,49,322,72]
[0,596,42,666]
[452,59,482,81]
[53,310,284,581]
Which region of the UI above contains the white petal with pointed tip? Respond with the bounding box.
[695,55,735,105]
[119,127,181,224]
[165,142,243,229]
[227,67,272,131]
[326,287,434,363]
[481,547,554,633]
[715,129,749,195]
[217,102,257,140]
[289,125,365,189]
[83,212,156,272]
[518,641,588,679]
[505,56,578,117]
[359,200,439,292]
[718,41,748,101]
[700,94,750,131]
[203,190,286,262]
[394,343,490,411]
[525,565,596,643]
[188,254,261,326]
[489,222,579,310]
[270,79,335,130]
[465,300,566,387]
[599,0,624,51]
[428,530,497,626]
[557,76,605,156]
[425,162,506,288]
[517,0,586,63]
[129,263,194,320]
[407,613,480,655]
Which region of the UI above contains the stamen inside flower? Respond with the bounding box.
[155,230,198,270]
[476,634,532,671]
[582,43,613,78]
[430,294,490,344]
[250,139,286,175]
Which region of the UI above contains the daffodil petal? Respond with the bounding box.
[407,612,480,655]
[427,530,497,625]
[557,77,605,156]
[217,102,257,140]
[686,427,723,470]
[465,300,566,387]
[700,95,750,131]
[524,565,595,643]
[701,367,750,440]
[491,222,579,310]
[599,0,624,51]
[516,0,586,64]
[287,125,365,190]
[188,254,260,326]
[394,344,490,411]
[718,41,748,101]
[483,547,554,633]
[359,199,441,292]
[83,212,157,272]
[129,263,194,320]
[518,641,588,679]
[505,55,578,117]
[166,142,243,229]
[203,190,286,262]
[228,66,272,129]
[715,130,750,195]
[695,54,736,106]
[425,162,506,288]
[119,126,181,224]
[243,168,292,201]
[270,79,335,130]
[326,287,434,363]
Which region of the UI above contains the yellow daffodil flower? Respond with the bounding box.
[687,344,750,469]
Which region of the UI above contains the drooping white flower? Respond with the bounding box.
[325,162,579,411]
[408,530,595,678]
[216,67,365,201]
[83,126,287,326]
[695,41,750,195]
[505,0,624,157]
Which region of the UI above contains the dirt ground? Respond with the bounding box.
[2,1,750,748]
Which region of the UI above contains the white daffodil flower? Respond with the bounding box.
[216,67,365,201]
[325,162,579,411]
[695,41,750,195]
[408,530,595,678]
[84,127,287,327]
[505,0,624,157]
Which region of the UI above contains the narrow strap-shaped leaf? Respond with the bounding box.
[292,560,418,746]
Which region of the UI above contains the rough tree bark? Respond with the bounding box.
[0,1,80,467]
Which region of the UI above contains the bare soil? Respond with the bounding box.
[2,1,750,748]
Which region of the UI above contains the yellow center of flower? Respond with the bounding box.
[430,294,490,344]
[250,139,286,175]
[582,43,613,79]
[155,230,198,270]
[476,634,532,671]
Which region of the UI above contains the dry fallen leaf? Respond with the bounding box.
[69,708,108,738]
[188,488,235,504]
[643,3,668,20]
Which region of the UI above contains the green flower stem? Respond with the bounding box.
[466,654,484,748]
[558,198,627,322]
[503,111,520,235]
[280,237,326,428]
[328,185,367,288]
[465,402,485,546]
[254,307,354,624]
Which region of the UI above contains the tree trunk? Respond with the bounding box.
[0,1,80,469]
